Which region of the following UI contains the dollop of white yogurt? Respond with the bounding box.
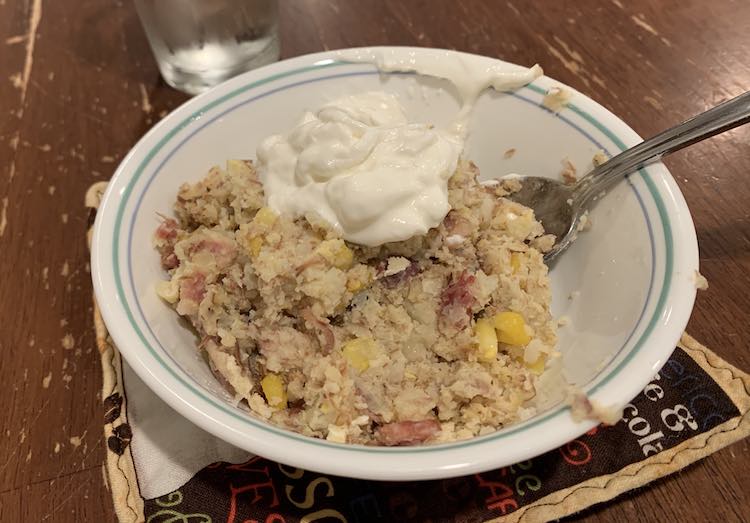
[257,49,542,247]
[257,91,462,246]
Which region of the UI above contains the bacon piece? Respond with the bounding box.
[300,308,335,354]
[155,218,178,241]
[161,252,179,269]
[155,218,180,270]
[442,210,473,237]
[439,271,476,330]
[377,420,441,446]
[377,259,420,289]
[188,235,237,267]
[295,255,323,275]
[180,273,206,302]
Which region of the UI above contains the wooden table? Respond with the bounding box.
[1,1,748,520]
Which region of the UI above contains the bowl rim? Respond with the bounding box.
[92,46,699,480]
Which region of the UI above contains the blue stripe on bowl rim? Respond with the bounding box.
[111,61,672,453]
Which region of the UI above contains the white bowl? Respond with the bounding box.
[91,47,699,480]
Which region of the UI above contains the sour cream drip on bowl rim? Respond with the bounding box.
[256,49,542,247]
[335,48,543,137]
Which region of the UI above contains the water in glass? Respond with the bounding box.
[134,0,280,95]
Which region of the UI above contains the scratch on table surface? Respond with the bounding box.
[69,431,86,448]
[42,474,94,520]
[631,14,659,36]
[0,197,8,237]
[6,0,43,180]
[27,79,108,126]
[611,0,624,8]
[138,82,153,113]
[660,36,673,47]
[75,434,97,464]
[544,42,580,74]
[552,36,584,64]
[542,38,591,89]
[5,34,25,45]
[69,147,85,161]
[42,371,52,388]
[644,96,663,110]
[9,73,22,88]
[61,333,75,350]
[101,463,110,492]
[591,74,607,90]
[506,1,520,17]
[18,0,43,108]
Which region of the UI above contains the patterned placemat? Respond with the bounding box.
[86,184,750,522]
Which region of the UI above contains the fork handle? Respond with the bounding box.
[575,90,750,204]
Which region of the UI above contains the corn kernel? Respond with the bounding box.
[404,371,417,380]
[475,318,498,362]
[253,207,278,227]
[226,159,248,175]
[346,279,363,292]
[247,236,263,257]
[493,311,531,346]
[260,373,287,409]
[316,239,354,270]
[342,337,379,373]
[525,355,546,374]
[320,400,332,414]
[510,252,522,273]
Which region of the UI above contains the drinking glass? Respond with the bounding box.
[134,0,280,95]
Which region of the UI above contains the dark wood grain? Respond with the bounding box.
[1,0,748,521]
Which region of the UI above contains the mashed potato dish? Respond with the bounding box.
[154,158,557,445]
